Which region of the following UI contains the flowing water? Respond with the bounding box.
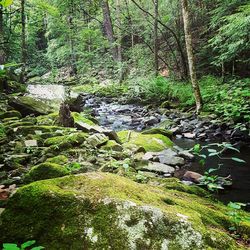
[27,84,250,205]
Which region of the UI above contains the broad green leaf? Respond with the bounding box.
[3,244,20,250]
[209,152,219,157]
[31,247,45,250]
[231,157,246,163]
[21,240,36,249]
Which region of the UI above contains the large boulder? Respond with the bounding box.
[9,96,53,116]
[0,173,249,249]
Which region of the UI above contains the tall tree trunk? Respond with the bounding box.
[0,5,5,65]
[101,0,118,61]
[20,0,26,83]
[154,0,159,76]
[68,0,77,76]
[181,0,202,113]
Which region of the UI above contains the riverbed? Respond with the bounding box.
[27,84,250,205]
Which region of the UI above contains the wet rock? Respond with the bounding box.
[59,103,74,127]
[183,171,203,184]
[144,116,159,126]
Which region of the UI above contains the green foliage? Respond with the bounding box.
[0,0,13,7]
[2,240,44,250]
[209,2,250,66]
[227,202,250,235]
[192,142,245,192]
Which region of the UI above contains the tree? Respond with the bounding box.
[181,0,202,113]
[154,0,159,76]
[101,0,118,61]
[20,0,26,83]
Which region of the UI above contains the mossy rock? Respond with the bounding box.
[0,173,248,249]
[101,140,123,152]
[117,130,173,152]
[24,162,69,182]
[72,112,96,126]
[9,96,53,116]
[37,112,59,125]
[0,110,22,119]
[46,155,69,165]
[12,125,74,136]
[142,128,173,139]
[44,132,88,147]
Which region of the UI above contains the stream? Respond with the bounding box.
[27,84,250,205]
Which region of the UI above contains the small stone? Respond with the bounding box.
[183,133,196,139]
[86,133,109,148]
[24,140,38,147]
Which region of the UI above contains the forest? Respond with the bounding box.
[0,0,250,249]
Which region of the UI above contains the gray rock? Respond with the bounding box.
[86,133,109,148]
[157,149,185,166]
[142,162,175,175]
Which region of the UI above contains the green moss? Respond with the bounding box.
[72,112,96,126]
[44,132,88,147]
[37,112,59,125]
[117,130,173,152]
[142,128,173,139]
[101,140,123,152]
[24,162,69,182]
[1,173,248,249]
[46,155,69,165]
[10,96,53,115]
[0,110,22,119]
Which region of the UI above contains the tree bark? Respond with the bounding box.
[181,0,202,113]
[154,0,159,76]
[68,0,77,76]
[20,0,26,83]
[0,5,5,65]
[101,0,118,61]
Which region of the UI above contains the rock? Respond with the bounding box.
[101,140,123,152]
[58,103,74,127]
[142,162,175,175]
[9,96,53,116]
[117,130,173,152]
[0,110,22,119]
[24,163,69,183]
[24,140,38,147]
[0,173,245,249]
[183,132,196,139]
[183,171,203,184]
[86,133,109,148]
[142,128,173,139]
[144,116,159,126]
[157,149,185,166]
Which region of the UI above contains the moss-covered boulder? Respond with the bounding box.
[44,132,88,147]
[117,130,173,152]
[9,96,53,116]
[24,162,69,182]
[46,155,69,165]
[0,110,22,119]
[101,140,123,152]
[1,173,249,249]
[142,128,173,139]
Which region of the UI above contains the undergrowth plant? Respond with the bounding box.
[192,142,246,192]
[2,240,44,250]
